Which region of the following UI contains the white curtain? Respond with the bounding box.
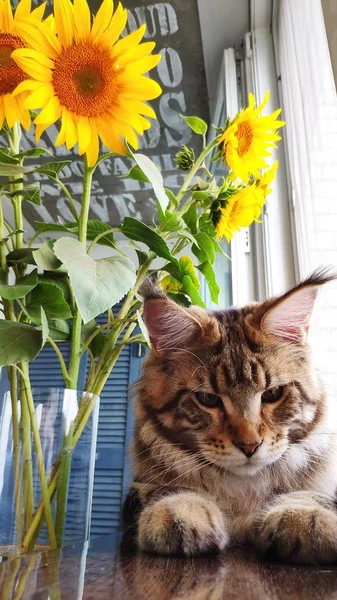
[277,0,337,401]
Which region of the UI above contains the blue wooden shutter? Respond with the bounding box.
[90,312,143,537]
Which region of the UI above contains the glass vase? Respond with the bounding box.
[0,387,99,558]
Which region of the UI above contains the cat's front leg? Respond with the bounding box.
[258,491,337,564]
[138,491,230,556]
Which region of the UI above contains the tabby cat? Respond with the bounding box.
[126,270,337,564]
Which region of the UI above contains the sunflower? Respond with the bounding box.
[218,92,285,184]
[256,160,278,197]
[0,0,45,130]
[12,0,162,166]
[214,185,263,243]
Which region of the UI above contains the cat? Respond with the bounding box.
[125,269,337,564]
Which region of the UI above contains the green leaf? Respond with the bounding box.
[34,222,72,234]
[15,148,53,159]
[0,149,19,164]
[6,248,37,265]
[182,275,205,307]
[26,282,72,323]
[38,273,71,304]
[0,269,38,300]
[180,115,208,135]
[136,250,149,267]
[197,261,220,303]
[132,153,169,211]
[0,319,47,366]
[192,232,216,264]
[164,188,178,209]
[179,256,200,289]
[137,310,151,347]
[34,220,116,249]
[81,320,105,357]
[0,163,31,176]
[48,319,71,342]
[158,207,185,233]
[192,191,211,202]
[0,229,24,244]
[6,183,41,205]
[121,165,150,183]
[120,218,180,272]
[36,160,71,178]
[182,203,198,233]
[33,241,62,270]
[85,220,116,248]
[54,237,137,324]
[167,292,191,307]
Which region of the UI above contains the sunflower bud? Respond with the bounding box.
[174,146,195,170]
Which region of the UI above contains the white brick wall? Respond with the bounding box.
[278,0,337,404]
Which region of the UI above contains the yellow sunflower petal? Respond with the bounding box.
[16,21,61,59]
[62,110,77,149]
[3,94,18,128]
[35,122,49,142]
[55,111,67,146]
[91,0,113,40]
[12,49,53,82]
[12,79,42,96]
[112,23,146,57]
[97,118,126,154]
[0,99,5,129]
[125,54,161,75]
[24,83,55,109]
[14,0,31,21]
[106,3,128,46]
[1,0,14,32]
[29,2,46,22]
[34,95,62,125]
[121,77,162,100]
[16,97,31,130]
[86,129,100,167]
[77,116,92,154]
[54,0,74,48]
[73,0,91,42]
[116,41,156,67]
[13,47,54,69]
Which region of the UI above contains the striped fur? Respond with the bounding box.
[126,270,337,563]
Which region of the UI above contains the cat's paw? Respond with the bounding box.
[138,491,229,556]
[259,495,337,564]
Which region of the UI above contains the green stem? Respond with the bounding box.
[47,337,71,387]
[20,386,34,534]
[55,178,79,222]
[20,362,57,549]
[90,322,137,395]
[8,367,24,546]
[90,253,155,387]
[55,423,74,548]
[68,158,94,389]
[9,123,24,254]
[86,228,119,254]
[176,137,219,203]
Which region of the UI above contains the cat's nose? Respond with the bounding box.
[233,440,263,457]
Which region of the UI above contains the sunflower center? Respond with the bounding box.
[0,33,26,95]
[236,121,253,156]
[53,44,120,117]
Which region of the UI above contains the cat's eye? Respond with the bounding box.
[261,386,284,403]
[195,391,223,409]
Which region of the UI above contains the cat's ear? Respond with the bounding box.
[261,268,335,344]
[143,296,204,353]
[140,279,217,353]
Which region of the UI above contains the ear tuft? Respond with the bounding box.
[261,267,336,344]
[143,296,204,353]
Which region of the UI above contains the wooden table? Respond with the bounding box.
[1,532,337,599]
